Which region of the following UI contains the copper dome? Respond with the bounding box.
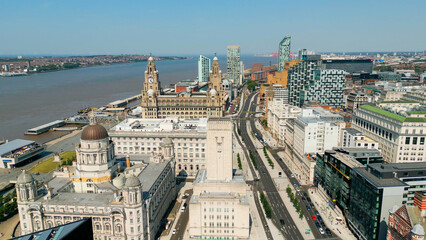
[81,124,109,140]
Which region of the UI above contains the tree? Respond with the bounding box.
[299,210,304,219]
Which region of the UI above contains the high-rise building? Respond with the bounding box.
[278,35,291,71]
[305,69,347,107]
[198,55,211,83]
[227,45,241,83]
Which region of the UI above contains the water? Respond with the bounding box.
[0,55,276,140]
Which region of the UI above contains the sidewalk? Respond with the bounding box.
[308,186,356,240]
[248,192,270,240]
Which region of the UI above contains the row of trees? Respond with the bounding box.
[249,150,258,169]
[237,153,242,170]
[263,146,274,169]
[286,186,304,219]
[247,80,257,92]
[260,192,272,218]
[0,191,18,222]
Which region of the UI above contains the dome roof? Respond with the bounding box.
[148,56,153,61]
[17,170,34,184]
[412,224,425,236]
[210,88,217,95]
[147,89,154,95]
[113,174,126,188]
[81,124,108,141]
[213,56,218,61]
[125,175,141,187]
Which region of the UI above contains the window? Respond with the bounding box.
[420,137,425,145]
[413,137,418,145]
[406,137,410,145]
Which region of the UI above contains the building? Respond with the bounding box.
[11,218,93,240]
[198,55,211,83]
[402,91,426,105]
[16,122,176,240]
[387,204,425,240]
[305,69,346,107]
[287,54,322,107]
[322,59,373,74]
[227,46,241,83]
[352,105,426,163]
[347,162,426,240]
[346,92,369,113]
[141,56,225,119]
[278,35,291,71]
[340,128,379,150]
[267,100,301,145]
[174,79,199,93]
[222,78,234,101]
[378,72,402,81]
[0,139,45,168]
[378,91,406,102]
[109,117,207,178]
[188,118,250,239]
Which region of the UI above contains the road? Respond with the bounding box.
[170,189,193,240]
[248,94,340,240]
[236,92,304,240]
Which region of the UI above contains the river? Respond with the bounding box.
[0,55,277,140]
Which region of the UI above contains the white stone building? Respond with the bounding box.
[267,100,301,146]
[16,122,176,240]
[109,117,207,178]
[188,118,251,239]
[340,128,379,150]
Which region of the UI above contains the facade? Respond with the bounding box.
[188,118,250,239]
[278,35,291,71]
[352,105,426,163]
[198,55,211,83]
[305,69,346,107]
[346,92,369,113]
[16,123,176,240]
[267,100,301,146]
[226,46,241,83]
[387,204,425,240]
[222,78,234,101]
[109,117,207,178]
[322,59,373,74]
[287,54,322,107]
[340,128,379,150]
[141,56,225,119]
[347,162,426,240]
[0,139,45,168]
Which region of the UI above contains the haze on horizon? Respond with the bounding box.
[1,0,425,56]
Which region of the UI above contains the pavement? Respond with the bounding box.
[0,214,19,239]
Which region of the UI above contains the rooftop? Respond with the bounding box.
[0,139,35,156]
[359,105,426,123]
[109,117,207,133]
[138,161,170,193]
[353,167,407,188]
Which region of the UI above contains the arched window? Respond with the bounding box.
[105,223,111,231]
[116,224,122,233]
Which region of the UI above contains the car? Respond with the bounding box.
[291,174,294,178]
[280,219,285,225]
[319,228,325,235]
[314,210,319,216]
[315,222,320,228]
[321,222,326,229]
[296,187,300,192]
[307,197,311,202]
[306,205,311,211]
[326,228,332,236]
[172,229,176,234]
[310,203,315,208]
[181,206,186,212]
[293,181,296,185]
[311,215,317,221]
[318,215,323,222]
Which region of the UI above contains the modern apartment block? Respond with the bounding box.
[305,69,346,107]
[108,117,208,178]
[352,105,426,163]
[226,46,241,83]
[347,162,426,240]
[278,35,291,71]
[198,55,211,83]
[287,54,321,107]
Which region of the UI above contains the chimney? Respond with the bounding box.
[126,155,130,168]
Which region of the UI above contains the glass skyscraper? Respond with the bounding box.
[198,55,211,83]
[278,35,291,71]
[227,45,241,82]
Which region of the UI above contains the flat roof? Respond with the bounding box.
[27,120,65,131]
[353,167,407,188]
[367,162,426,173]
[343,128,363,135]
[0,139,35,156]
[138,161,170,193]
[109,117,207,133]
[359,105,426,123]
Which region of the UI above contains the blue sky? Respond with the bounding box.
[0,0,425,56]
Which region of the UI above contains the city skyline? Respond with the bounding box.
[1,0,425,55]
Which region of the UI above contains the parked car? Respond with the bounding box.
[280,219,285,225]
[307,197,312,202]
[321,222,326,229]
[315,222,320,228]
[172,229,176,234]
[318,215,323,222]
[319,228,325,235]
[311,215,317,221]
[326,228,332,236]
[306,205,311,211]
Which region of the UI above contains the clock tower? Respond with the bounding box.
[141,56,160,118]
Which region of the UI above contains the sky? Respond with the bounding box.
[0,0,425,56]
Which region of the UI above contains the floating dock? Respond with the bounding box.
[25,120,65,135]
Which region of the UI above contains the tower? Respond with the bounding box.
[16,170,37,202]
[141,57,160,118]
[227,45,241,82]
[278,35,291,71]
[198,55,211,83]
[207,56,225,117]
[205,118,233,181]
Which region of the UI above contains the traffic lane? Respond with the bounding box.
[170,189,192,240]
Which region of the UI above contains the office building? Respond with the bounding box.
[340,128,379,150]
[322,59,373,74]
[141,56,225,119]
[227,46,241,83]
[198,55,211,83]
[16,122,177,240]
[109,117,207,178]
[278,35,291,71]
[352,105,426,163]
[347,162,426,240]
[305,69,346,107]
[188,118,251,239]
[267,101,301,146]
[346,92,369,113]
